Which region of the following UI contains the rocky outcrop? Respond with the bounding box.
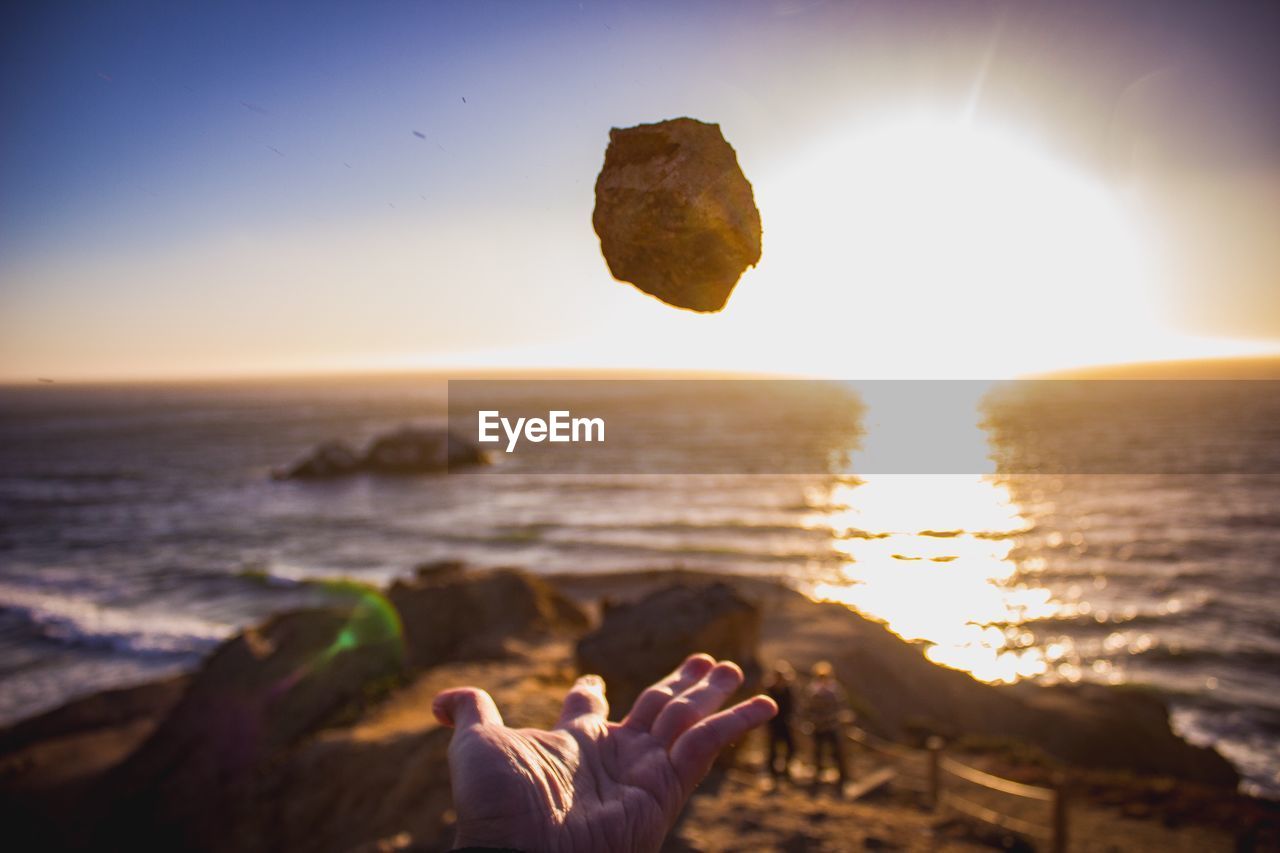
[575,581,762,718]
[277,427,487,479]
[40,566,585,851]
[0,676,190,802]
[0,565,591,852]
[97,601,406,849]
[390,564,589,668]
[1007,680,1241,787]
[0,676,189,760]
[743,582,1241,786]
[278,440,363,479]
[362,427,486,475]
[593,117,762,313]
[556,570,1240,787]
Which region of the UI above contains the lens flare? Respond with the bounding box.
[269,581,405,700]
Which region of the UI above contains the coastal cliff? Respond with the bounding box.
[0,566,1272,852]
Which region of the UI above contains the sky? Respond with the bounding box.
[1,0,1278,381]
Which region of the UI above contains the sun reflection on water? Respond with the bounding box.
[803,384,1066,684]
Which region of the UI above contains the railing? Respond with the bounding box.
[848,728,1068,853]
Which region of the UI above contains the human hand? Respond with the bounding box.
[432,653,777,853]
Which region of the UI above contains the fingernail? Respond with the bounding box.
[578,674,604,691]
[710,663,742,686]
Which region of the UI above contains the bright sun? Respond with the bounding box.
[732,116,1170,376]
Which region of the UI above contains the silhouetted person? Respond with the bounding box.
[804,660,850,790]
[763,660,797,780]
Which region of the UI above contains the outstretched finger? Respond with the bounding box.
[622,653,716,732]
[650,661,744,748]
[556,674,609,727]
[670,695,778,792]
[432,687,504,729]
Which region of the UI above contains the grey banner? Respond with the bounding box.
[445,379,1280,475]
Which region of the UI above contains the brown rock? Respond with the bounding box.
[99,602,406,848]
[592,117,762,312]
[34,569,585,852]
[388,567,589,669]
[1007,681,1241,787]
[362,427,486,475]
[277,428,486,480]
[410,559,468,582]
[275,439,362,480]
[0,676,189,760]
[575,582,762,718]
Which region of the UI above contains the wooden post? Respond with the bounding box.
[926,736,944,811]
[1051,773,1068,853]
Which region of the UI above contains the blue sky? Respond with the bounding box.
[3,2,638,259]
[2,1,1277,380]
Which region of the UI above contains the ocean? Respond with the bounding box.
[1,374,1278,797]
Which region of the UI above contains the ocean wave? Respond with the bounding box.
[13,470,146,483]
[234,564,308,588]
[492,520,832,539]
[0,583,233,658]
[1170,704,1280,799]
[429,530,846,564]
[1222,511,1280,530]
[231,563,399,592]
[1127,643,1280,669]
[487,520,1024,543]
[982,598,1213,632]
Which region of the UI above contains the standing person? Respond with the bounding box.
[762,660,797,783]
[804,660,850,791]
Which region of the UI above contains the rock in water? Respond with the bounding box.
[275,427,487,480]
[277,439,362,480]
[593,117,761,312]
[362,427,485,474]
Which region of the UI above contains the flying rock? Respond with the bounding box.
[592,117,762,312]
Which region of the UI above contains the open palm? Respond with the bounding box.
[432,653,776,853]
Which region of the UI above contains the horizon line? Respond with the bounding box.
[5,352,1280,388]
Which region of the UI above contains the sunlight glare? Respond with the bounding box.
[743,116,1165,376]
[804,381,1071,683]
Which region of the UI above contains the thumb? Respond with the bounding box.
[432,687,505,729]
[556,674,609,727]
